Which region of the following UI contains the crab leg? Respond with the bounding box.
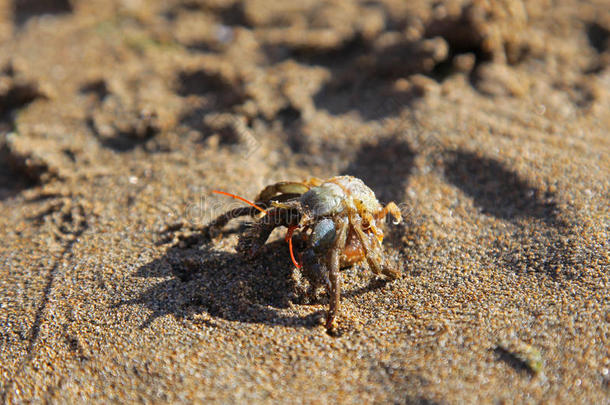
[256,182,311,203]
[208,206,261,229]
[376,202,402,224]
[236,207,301,259]
[325,217,349,332]
[350,212,400,279]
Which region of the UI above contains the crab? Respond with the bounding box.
[209,175,402,332]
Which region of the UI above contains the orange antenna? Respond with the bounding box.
[212,190,268,214]
[285,225,301,269]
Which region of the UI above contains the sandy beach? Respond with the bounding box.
[1,0,608,403]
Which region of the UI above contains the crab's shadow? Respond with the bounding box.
[443,150,565,228]
[117,235,389,329]
[443,150,579,279]
[342,135,415,203]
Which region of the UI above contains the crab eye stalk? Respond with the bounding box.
[311,218,336,253]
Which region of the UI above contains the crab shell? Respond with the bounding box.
[297,176,387,267]
[300,176,382,218]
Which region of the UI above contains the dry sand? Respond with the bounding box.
[0,0,609,403]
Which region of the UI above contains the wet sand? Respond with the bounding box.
[0,0,608,403]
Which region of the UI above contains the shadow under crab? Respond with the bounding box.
[118,235,392,331]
